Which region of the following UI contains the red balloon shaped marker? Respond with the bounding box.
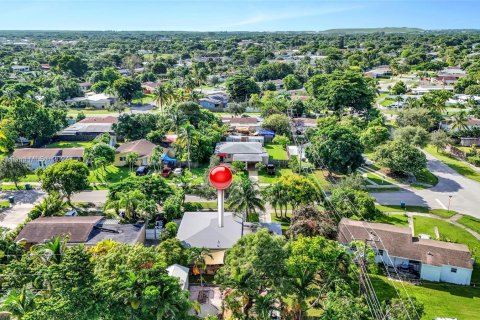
[209,165,233,228]
[209,165,233,190]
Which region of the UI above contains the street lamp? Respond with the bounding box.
[447,195,453,213]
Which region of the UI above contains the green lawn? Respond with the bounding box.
[372,275,480,320]
[309,170,332,191]
[258,168,293,184]
[88,165,135,183]
[430,209,457,218]
[132,93,154,104]
[264,144,289,161]
[271,212,292,232]
[0,200,10,209]
[375,204,430,213]
[68,108,124,115]
[352,213,409,226]
[0,184,26,191]
[425,145,480,183]
[45,141,94,149]
[366,172,393,185]
[458,216,480,235]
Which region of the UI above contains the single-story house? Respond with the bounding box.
[12,148,84,169]
[338,218,473,285]
[66,93,116,109]
[226,135,265,145]
[141,81,164,94]
[11,65,30,73]
[199,93,229,110]
[114,139,158,167]
[40,64,50,71]
[221,117,262,132]
[364,65,392,78]
[16,216,145,247]
[57,116,117,141]
[167,264,190,291]
[215,142,269,164]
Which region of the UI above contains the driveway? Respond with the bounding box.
[371,152,480,218]
[72,190,108,204]
[0,190,45,230]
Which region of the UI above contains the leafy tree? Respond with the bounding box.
[0,158,31,189]
[113,113,158,141]
[31,235,68,265]
[40,160,90,203]
[0,286,36,319]
[215,229,286,319]
[394,126,430,148]
[305,70,376,116]
[163,192,184,221]
[283,74,302,91]
[226,75,260,102]
[396,107,440,129]
[112,77,142,106]
[108,175,173,205]
[31,192,68,218]
[106,189,149,221]
[254,62,294,81]
[360,125,390,151]
[225,102,247,117]
[155,238,190,266]
[320,293,370,320]
[272,134,290,149]
[51,54,88,77]
[0,119,17,153]
[390,81,407,95]
[374,141,427,175]
[262,81,277,91]
[330,186,379,221]
[262,114,291,136]
[306,126,364,174]
[287,205,337,239]
[162,222,178,239]
[465,85,480,96]
[430,129,453,152]
[226,175,265,222]
[8,98,67,145]
[85,143,115,170]
[382,297,424,320]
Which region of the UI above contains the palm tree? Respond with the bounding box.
[0,286,36,319]
[152,83,173,114]
[125,152,139,172]
[189,247,212,287]
[226,176,265,224]
[107,190,146,221]
[1,88,17,106]
[31,235,68,265]
[177,123,198,170]
[262,182,289,219]
[35,192,69,217]
[451,111,469,131]
[165,104,186,134]
[148,146,163,172]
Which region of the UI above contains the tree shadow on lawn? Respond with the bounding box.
[372,274,480,300]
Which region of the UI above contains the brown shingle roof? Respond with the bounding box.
[222,117,258,125]
[16,216,103,244]
[78,116,118,124]
[12,148,84,159]
[338,218,473,269]
[116,139,157,157]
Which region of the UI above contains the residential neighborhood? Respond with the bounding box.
[1,2,480,319]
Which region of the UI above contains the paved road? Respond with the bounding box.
[371,152,480,218]
[72,190,108,204]
[0,190,45,230]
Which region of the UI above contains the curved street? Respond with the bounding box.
[371,152,480,218]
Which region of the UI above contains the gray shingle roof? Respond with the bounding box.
[215,142,265,155]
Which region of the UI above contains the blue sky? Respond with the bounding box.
[0,0,479,31]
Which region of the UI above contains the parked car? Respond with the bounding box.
[161,167,172,177]
[173,168,183,176]
[65,209,77,216]
[136,166,149,176]
[267,164,275,175]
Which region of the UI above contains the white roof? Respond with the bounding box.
[167,264,189,290]
[215,142,265,155]
[176,212,243,249]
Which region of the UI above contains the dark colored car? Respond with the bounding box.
[267,164,275,175]
[135,166,149,176]
[161,167,172,177]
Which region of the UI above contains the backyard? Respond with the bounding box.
[45,141,95,149]
[264,143,289,161]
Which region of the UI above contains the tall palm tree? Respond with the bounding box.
[189,247,212,287]
[152,83,174,114]
[0,286,36,319]
[226,176,265,224]
[165,104,186,134]
[1,87,18,106]
[177,123,198,170]
[451,111,469,131]
[263,182,289,219]
[31,235,68,265]
[125,152,139,172]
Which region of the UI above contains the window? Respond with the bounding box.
[120,157,126,161]
[378,249,384,256]
[39,160,46,168]
[451,268,457,273]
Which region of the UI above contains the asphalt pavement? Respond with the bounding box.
[0,190,45,230]
[371,152,480,218]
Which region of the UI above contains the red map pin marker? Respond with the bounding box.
[209,165,233,190]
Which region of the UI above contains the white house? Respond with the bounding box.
[215,142,269,164]
[338,219,473,285]
[12,148,84,170]
[67,93,115,109]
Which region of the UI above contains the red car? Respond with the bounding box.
[161,167,172,177]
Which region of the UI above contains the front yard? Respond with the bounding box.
[88,165,135,184]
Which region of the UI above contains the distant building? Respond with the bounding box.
[16,216,145,247]
[338,218,473,285]
[12,148,84,169]
[56,116,118,141]
[364,65,392,78]
[79,82,93,91]
[66,93,115,109]
[11,65,30,73]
